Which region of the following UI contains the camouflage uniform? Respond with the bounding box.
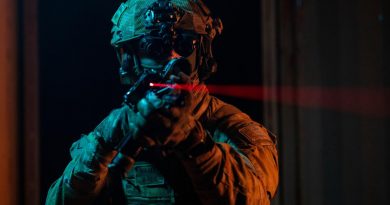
[45,1,279,204]
[46,93,278,205]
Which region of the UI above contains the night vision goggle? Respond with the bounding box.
[117,0,199,60]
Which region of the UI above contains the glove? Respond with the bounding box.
[69,132,119,192]
[69,105,141,192]
[134,72,205,149]
[93,105,137,149]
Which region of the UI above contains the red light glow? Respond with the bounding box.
[150,83,389,117]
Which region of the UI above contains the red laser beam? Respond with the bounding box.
[149,83,197,91]
[149,83,390,118]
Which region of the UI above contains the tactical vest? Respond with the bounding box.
[106,95,254,205]
[110,148,207,205]
[123,160,176,204]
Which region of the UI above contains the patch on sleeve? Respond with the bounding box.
[239,125,274,146]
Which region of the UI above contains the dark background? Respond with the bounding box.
[38,0,263,203]
[7,0,387,205]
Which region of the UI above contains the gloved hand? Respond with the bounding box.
[69,105,140,191]
[134,72,205,149]
[93,105,137,150]
[69,132,119,192]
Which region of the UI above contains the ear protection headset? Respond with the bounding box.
[192,0,223,81]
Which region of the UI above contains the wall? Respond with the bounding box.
[0,0,18,204]
[263,0,389,204]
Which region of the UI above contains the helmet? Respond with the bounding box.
[111,0,223,82]
[111,0,222,46]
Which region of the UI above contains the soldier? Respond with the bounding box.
[45,0,279,204]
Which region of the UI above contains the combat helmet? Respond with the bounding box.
[111,0,223,81]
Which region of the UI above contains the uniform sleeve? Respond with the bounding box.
[45,105,136,205]
[180,100,279,205]
[45,133,116,205]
